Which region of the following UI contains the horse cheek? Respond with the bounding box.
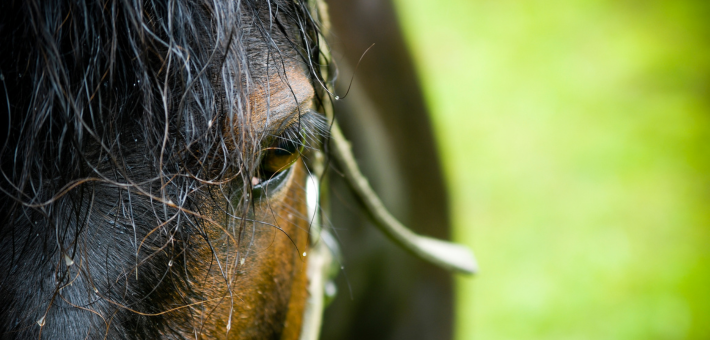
[276,161,310,340]
[238,161,310,339]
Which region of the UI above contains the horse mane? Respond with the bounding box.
[0,0,330,337]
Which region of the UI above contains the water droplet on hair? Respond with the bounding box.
[334,95,340,100]
[240,258,245,265]
[36,316,45,327]
[94,287,98,293]
[303,252,307,257]
[64,254,74,267]
[208,120,213,128]
[168,260,173,267]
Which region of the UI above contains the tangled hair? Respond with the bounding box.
[0,0,330,338]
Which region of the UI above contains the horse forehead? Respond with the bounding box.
[248,64,314,126]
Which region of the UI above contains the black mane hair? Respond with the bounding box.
[0,0,329,338]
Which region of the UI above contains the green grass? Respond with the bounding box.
[392,1,710,339]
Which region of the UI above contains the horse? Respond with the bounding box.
[0,0,471,338]
[0,0,329,338]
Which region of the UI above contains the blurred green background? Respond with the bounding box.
[392,0,710,339]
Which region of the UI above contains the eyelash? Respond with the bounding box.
[281,110,329,150]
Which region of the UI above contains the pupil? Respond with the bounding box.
[273,140,298,156]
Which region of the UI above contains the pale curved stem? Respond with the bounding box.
[330,120,478,274]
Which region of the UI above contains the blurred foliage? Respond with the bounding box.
[393,0,710,339]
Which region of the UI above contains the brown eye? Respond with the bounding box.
[250,112,326,198]
[259,137,302,177]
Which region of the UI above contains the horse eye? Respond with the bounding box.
[259,136,302,178]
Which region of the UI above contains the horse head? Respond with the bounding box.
[0,0,474,338]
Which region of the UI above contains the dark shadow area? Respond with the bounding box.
[321,0,454,339]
